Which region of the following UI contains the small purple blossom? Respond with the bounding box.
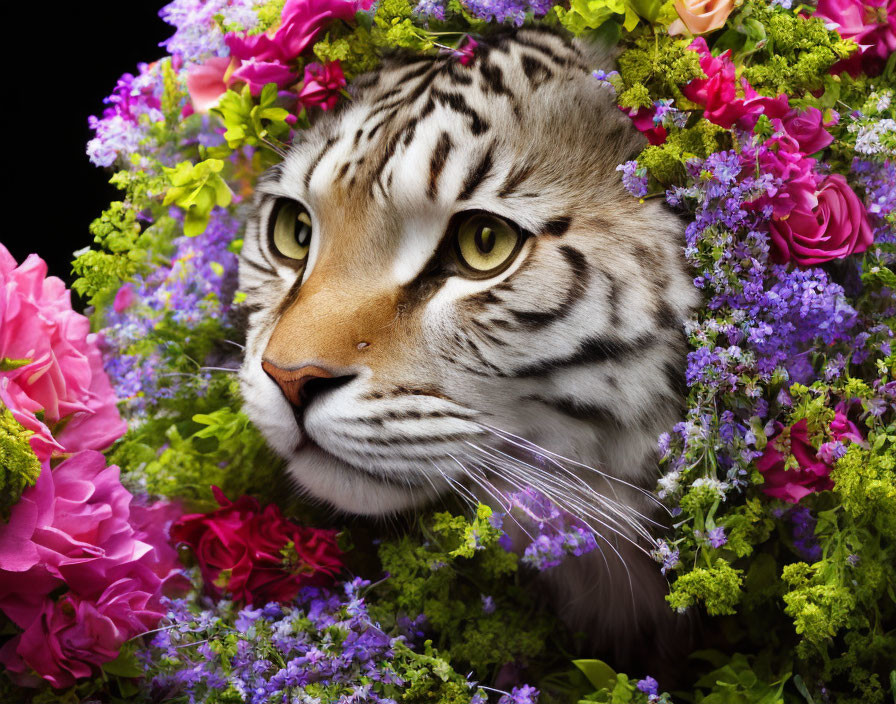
[637,675,660,697]
[498,684,540,704]
[617,160,649,198]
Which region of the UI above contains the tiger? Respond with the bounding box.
[237,27,700,675]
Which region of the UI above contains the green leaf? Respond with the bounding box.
[573,659,618,691]
[101,646,143,678]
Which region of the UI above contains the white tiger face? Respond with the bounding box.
[238,29,699,519]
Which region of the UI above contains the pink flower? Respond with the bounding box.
[186,0,372,109]
[757,420,834,503]
[0,578,166,688]
[682,40,795,132]
[226,0,370,65]
[451,36,479,66]
[231,58,298,95]
[815,0,896,72]
[780,107,839,155]
[829,409,865,445]
[0,246,126,459]
[171,486,342,605]
[297,61,346,111]
[769,173,873,266]
[621,105,668,145]
[754,138,821,219]
[112,284,136,313]
[0,451,182,686]
[186,56,237,111]
[681,38,744,128]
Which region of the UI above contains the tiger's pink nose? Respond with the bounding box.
[261,361,335,410]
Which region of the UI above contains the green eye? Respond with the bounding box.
[453,213,522,276]
[270,200,312,262]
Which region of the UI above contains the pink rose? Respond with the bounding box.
[620,105,668,145]
[297,61,347,111]
[816,0,896,73]
[0,246,126,459]
[757,420,834,503]
[681,38,743,128]
[769,173,873,266]
[0,452,180,636]
[780,107,839,155]
[735,81,790,131]
[171,486,342,605]
[0,578,166,688]
[669,0,736,36]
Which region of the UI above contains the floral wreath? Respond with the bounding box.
[1,0,894,702]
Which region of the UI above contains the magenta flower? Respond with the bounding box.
[0,452,183,686]
[0,578,168,688]
[451,36,480,66]
[681,38,744,128]
[0,246,126,460]
[230,58,298,95]
[769,173,873,266]
[621,104,668,145]
[226,0,372,65]
[757,420,834,503]
[297,61,347,111]
[780,107,839,155]
[815,0,896,73]
[751,136,820,220]
[112,284,136,313]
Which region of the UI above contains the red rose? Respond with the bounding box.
[756,419,833,503]
[769,174,873,267]
[171,487,342,605]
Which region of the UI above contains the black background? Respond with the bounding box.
[9,3,171,291]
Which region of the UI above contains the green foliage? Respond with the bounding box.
[162,159,233,237]
[715,1,856,96]
[71,169,175,307]
[111,376,280,504]
[639,120,731,185]
[210,83,293,160]
[667,559,744,616]
[615,34,704,109]
[371,504,556,675]
[692,652,791,704]
[0,406,42,520]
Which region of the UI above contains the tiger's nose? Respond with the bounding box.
[261,361,353,410]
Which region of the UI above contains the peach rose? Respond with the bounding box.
[669,0,735,36]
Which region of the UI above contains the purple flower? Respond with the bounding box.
[637,675,660,697]
[617,160,649,198]
[464,0,554,26]
[498,684,540,704]
[706,527,727,548]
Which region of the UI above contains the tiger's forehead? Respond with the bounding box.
[255,30,625,284]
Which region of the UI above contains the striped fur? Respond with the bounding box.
[239,28,700,670]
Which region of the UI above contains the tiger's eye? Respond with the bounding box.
[270,200,313,263]
[454,213,521,276]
